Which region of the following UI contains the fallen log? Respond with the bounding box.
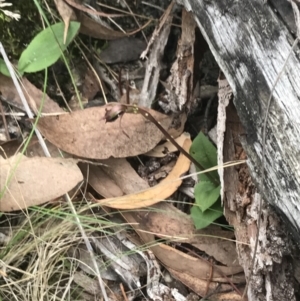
[176,1,300,300]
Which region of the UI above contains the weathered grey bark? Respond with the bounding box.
[175,0,300,300]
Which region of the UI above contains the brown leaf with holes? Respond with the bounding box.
[0,155,83,211]
[95,135,191,209]
[37,105,172,159]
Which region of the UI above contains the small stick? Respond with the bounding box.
[0,99,10,140]
[104,103,220,186]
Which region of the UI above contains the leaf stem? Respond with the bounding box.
[125,105,220,186]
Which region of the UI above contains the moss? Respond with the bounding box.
[0,1,41,59]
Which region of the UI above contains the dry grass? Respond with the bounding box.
[0,202,124,301]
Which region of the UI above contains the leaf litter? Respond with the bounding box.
[0,1,247,301]
[37,105,172,159]
[0,154,83,211]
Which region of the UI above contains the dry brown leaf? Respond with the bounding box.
[53,0,76,44]
[0,139,21,158]
[0,75,64,114]
[145,132,188,157]
[122,212,244,282]
[169,267,244,300]
[193,240,240,268]
[0,155,83,211]
[0,138,71,158]
[79,163,123,198]
[37,105,172,159]
[99,158,149,194]
[81,68,102,100]
[80,158,148,198]
[26,138,72,158]
[95,137,191,209]
[127,202,195,239]
[122,203,241,268]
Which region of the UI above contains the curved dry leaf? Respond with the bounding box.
[0,139,21,158]
[79,163,124,198]
[122,212,245,283]
[154,244,244,282]
[54,0,77,43]
[37,106,172,159]
[123,204,241,267]
[81,158,148,198]
[122,212,244,281]
[0,155,83,212]
[99,158,149,194]
[169,267,244,300]
[95,137,191,209]
[128,202,195,239]
[0,74,64,114]
[194,240,240,267]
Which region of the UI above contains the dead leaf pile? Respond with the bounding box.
[0,1,247,301]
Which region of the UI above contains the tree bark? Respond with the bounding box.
[176,0,300,300]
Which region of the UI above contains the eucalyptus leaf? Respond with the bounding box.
[18,22,80,73]
[191,201,223,229]
[194,181,220,212]
[0,58,10,77]
[189,132,219,182]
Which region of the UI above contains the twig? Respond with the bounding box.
[118,0,147,42]
[64,0,124,17]
[179,245,242,297]
[104,103,220,185]
[0,100,10,140]
[120,283,129,301]
[0,43,110,301]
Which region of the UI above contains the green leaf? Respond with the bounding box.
[189,132,219,182]
[18,21,80,73]
[0,58,10,77]
[194,181,220,212]
[191,200,223,229]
